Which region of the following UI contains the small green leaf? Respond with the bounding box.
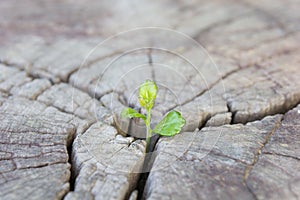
[153,110,186,136]
[121,107,146,121]
[138,80,158,110]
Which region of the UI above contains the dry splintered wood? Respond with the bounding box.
[0,0,300,199]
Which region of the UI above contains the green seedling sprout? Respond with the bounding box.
[121,80,186,152]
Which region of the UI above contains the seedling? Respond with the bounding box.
[121,80,186,152]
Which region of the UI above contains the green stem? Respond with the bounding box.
[145,108,152,153]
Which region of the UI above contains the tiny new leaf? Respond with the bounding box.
[153,110,186,136]
[138,80,157,110]
[121,107,146,121]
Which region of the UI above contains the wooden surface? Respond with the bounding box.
[0,0,300,199]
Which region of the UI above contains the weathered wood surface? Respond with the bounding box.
[0,0,300,199]
[144,105,300,200]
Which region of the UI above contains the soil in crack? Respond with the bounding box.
[67,142,75,192]
[136,134,160,200]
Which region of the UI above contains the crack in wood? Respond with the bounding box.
[243,117,283,200]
